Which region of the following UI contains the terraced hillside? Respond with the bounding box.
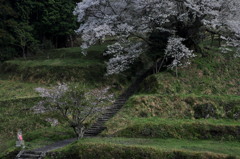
[0,45,239,159]
[0,46,107,84]
[49,47,240,158]
[0,45,124,159]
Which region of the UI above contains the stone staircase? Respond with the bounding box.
[81,66,154,137]
[16,151,45,159]
[15,66,156,159]
[84,91,134,137]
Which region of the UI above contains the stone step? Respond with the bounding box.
[112,105,124,108]
[116,100,126,102]
[16,150,45,159]
[105,108,120,111]
[114,101,126,103]
[21,151,42,155]
[88,129,103,131]
[103,113,116,116]
[89,125,106,129]
[97,118,110,121]
[99,117,112,120]
[20,154,40,158]
[89,127,105,130]
[85,131,101,134]
[84,132,99,135]
[85,131,102,134]
[107,107,121,110]
[89,126,105,129]
[114,101,126,104]
[90,126,104,129]
[97,119,108,122]
[92,122,106,126]
[105,108,120,110]
[101,114,114,117]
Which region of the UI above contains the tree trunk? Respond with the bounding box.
[22,46,26,59]
[72,125,85,140]
[218,34,221,47]
[211,34,214,47]
[55,36,58,48]
[69,35,73,47]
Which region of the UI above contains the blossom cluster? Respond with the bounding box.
[165,37,195,69]
[74,0,240,74]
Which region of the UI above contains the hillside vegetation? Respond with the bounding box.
[0,44,123,158]
[103,48,240,137]
[0,45,239,159]
[0,46,108,84]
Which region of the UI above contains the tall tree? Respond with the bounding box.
[37,0,78,48]
[0,0,78,61]
[74,0,240,75]
[0,0,18,61]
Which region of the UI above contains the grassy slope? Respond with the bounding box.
[0,46,108,84]
[87,47,240,157]
[1,44,239,158]
[48,138,239,159]
[0,79,43,101]
[47,46,240,158]
[103,47,240,135]
[77,137,240,156]
[0,45,117,157]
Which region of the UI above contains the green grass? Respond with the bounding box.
[0,45,109,84]
[104,117,240,140]
[48,137,239,159]
[140,49,239,96]
[102,48,240,139]
[0,126,75,158]
[129,118,240,126]
[0,94,75,157]
[4,46,106,68]
[125,94,240,118]
[1,42,239,158]
[6,45,108,67]
[0,78,44,101]
[19,45,108,60]
[78,137,240,157]
[6,58,102,67]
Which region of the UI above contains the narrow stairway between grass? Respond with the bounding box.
[15,64,161,159]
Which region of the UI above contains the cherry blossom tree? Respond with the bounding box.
[74,0,240,74]
[35,84,114,139]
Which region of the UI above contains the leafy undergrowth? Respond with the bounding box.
[45,137,239,159]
